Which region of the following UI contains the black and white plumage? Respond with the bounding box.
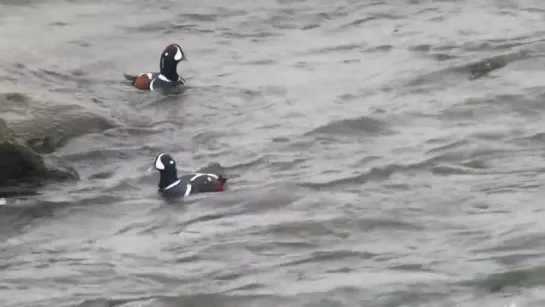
[124,43,187,92]
[153,153,227,199]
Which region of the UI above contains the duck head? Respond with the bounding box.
[159,44,187,82]
[153,152,179,190]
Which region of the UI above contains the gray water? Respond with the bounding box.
[1,0,545,306]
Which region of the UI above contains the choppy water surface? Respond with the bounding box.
[2,0,545,306]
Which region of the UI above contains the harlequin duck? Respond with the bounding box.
[124,43,187,91]
[153,153,228,199]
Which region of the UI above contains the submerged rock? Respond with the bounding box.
[0,118,79,196]
[468,50,528,80]
[0,82,117,196]
[469,56,508,80]
[0,90,119,154]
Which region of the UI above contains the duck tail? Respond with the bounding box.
[215,175,228,191]
[123,73,137,84]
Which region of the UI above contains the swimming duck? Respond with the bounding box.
[152,153,228,199]
[124,43,187,91]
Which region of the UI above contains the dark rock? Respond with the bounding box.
[0,91,119,154]
[469,57,507,80]
[0,118,78,196]
[0,118,46,186]
[468,50,528,80]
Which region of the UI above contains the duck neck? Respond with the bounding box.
[160,59,180,82]
[158,169,179,190]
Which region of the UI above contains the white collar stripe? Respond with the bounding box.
[164,179,180,190]
[158,74,172,82]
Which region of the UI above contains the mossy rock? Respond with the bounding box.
[0,138,47,186]
[0,118,78,194]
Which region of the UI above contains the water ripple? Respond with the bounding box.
[1,0,545,307]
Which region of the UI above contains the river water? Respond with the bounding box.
[1,0,545,306]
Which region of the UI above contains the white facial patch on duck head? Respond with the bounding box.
[155,153,165,170]
[155,153,176,171]
[174,45,183,61]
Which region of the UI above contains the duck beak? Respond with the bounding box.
[182,54,188,62]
